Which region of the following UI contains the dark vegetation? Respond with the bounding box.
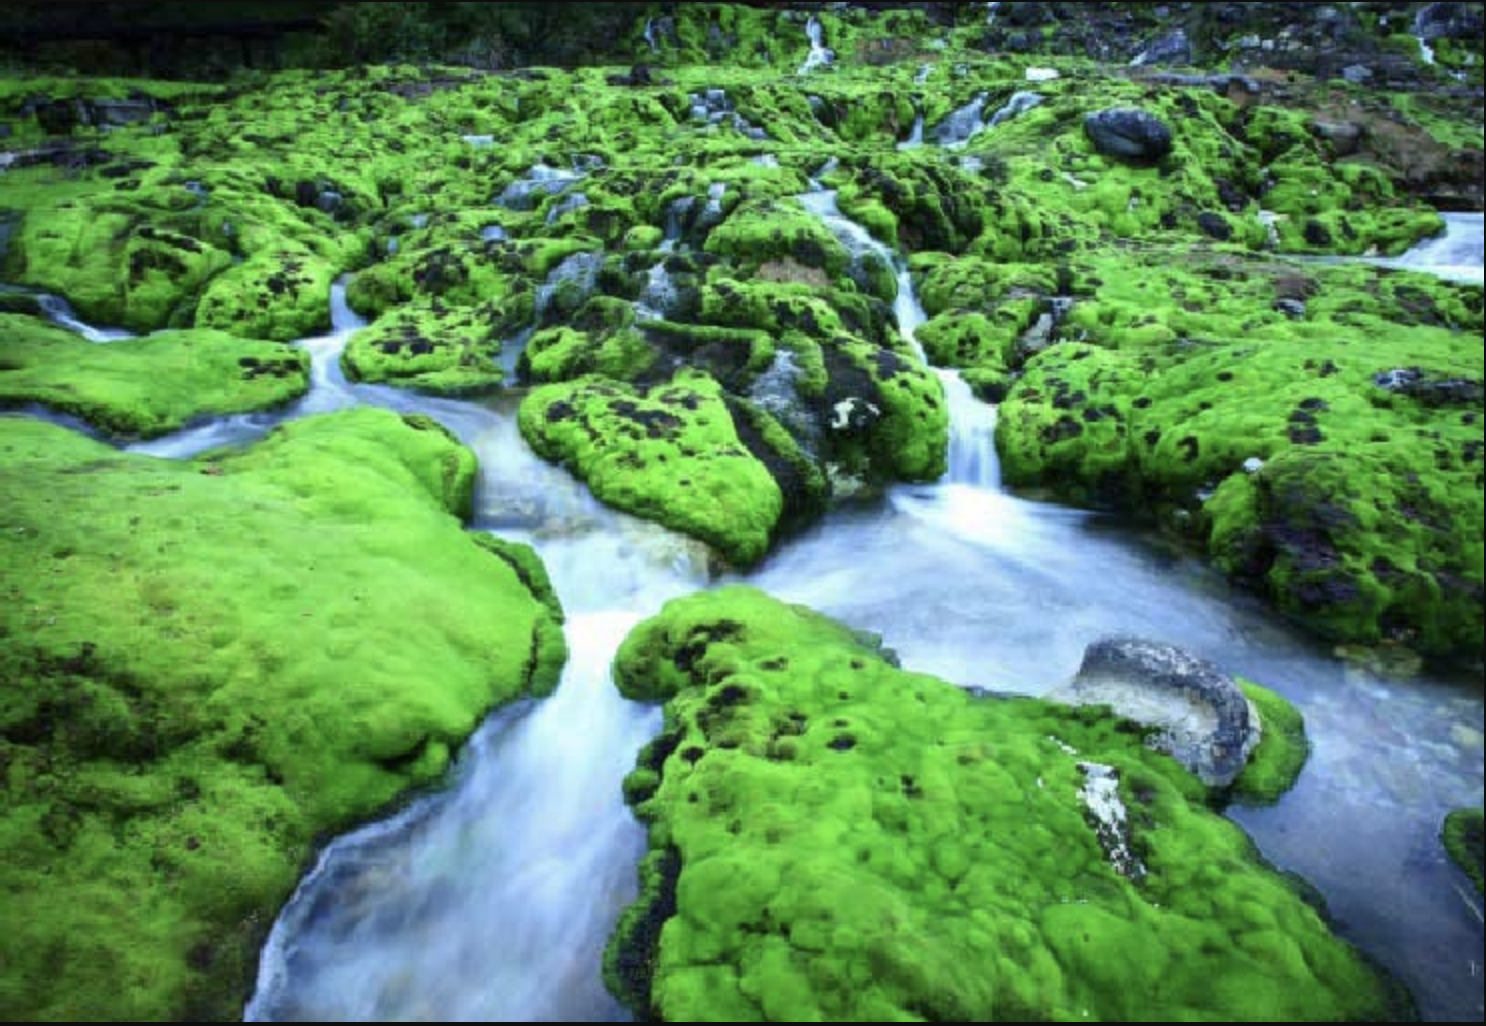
[0,2,655,78]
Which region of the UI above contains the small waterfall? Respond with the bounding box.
[244,392,713,1022]
[1414,8,1437,64]
[986,90,1043,130]
[797,186,1000,491]
[643,17,658,53]
[635,259,678,322]
[897,111,926,151]
[987,1,1002,28]
[38,294,134,342]
[934,93,987,148]
[124,278,368,459]
[1374,212,1484,286]
[798,15,835,74]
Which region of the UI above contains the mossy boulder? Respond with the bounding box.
[0,407,565,1022]
[342,298,515,396]
[3,195,235,332]
[517,370,792,568]
[703,196,855,282]
[1230,678,1312,805]
[0,312,308,439]
[192,246,339,342]
[604,584,1411,1023]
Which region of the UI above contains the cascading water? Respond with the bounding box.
[1372,211,1484,286]
[795,184,999,491]
[797,15,834,75]
[244,417,710,1020]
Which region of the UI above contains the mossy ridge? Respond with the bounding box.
[0,408,564,1021]
[991,247,1484,661]
[1441,808,1485,897]
[0,312,308,439]
[605,584,1410,1023]
[517,370,785,569]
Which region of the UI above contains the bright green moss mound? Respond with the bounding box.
[3,187,236,333]
[342,299,512,396]
[1442,808,1485,897]
[0,409,565,1022]
[518,371,785,568]
[1230,678,1311,805]
[0,313,308,438]
[192,247,338,342]
[606,585,1411,1023]
[994,249,1485,662]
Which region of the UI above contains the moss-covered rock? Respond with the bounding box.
[0,312,308,438]
[517,370,789,568]
[994,248,1484,663]
[1442,807,1485,897]
[0,408,565,1022]
[342,298,514,396]
[192,246,338,342]
[604,584,1412,1023]
[3,190,235,332]
[1230,678,1312,805]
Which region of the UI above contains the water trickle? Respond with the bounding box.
[934,93,988,147]
[798,15,835,75]
[38,293,134,342]
[897,111,926,151]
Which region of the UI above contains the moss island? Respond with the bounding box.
[1,0,1481,1020]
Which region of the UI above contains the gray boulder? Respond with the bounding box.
[1046,635,1261,787]
[1083,107,1174,161]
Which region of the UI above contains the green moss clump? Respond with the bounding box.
[0,409,565,1022]
[994,248,1484,662]
[4,196,235,332]
[604,585,1411,1023]
[0,313,308,439]
[1442,808,1485,897]
[342,299,516,396]
[192,247,338,342]
[1230,678,1312,805]
[518,371,786,567]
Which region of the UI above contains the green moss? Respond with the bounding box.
[995,248,1485,661]
[1442,808,1485,896]
[703,197,854,283]
[342,299,516,396]
[0,409,564,1021]
[605,585,1410,1023]
[1230,678,1311,805]
[522,315,659,386]
[4,194,235,332]
[192,247,338,342]
[518,371,786,567]
[0,313,308,439]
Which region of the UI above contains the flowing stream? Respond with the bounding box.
[22,211,1484,1021]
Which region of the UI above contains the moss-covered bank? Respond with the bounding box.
[0,409,565,1021]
